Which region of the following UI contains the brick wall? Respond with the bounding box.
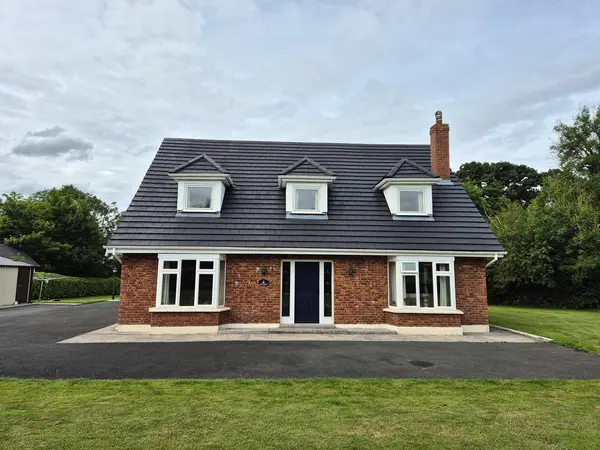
[117,254,488,327]
[118,254,157,325]
[150,311,228,326]
[223,255,281,323]
[384,311,462,327]
[455,257,488,325]
[333,257,388,324]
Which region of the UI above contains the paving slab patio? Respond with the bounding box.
[60,323,538,344]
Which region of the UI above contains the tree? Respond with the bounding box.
[488,105,600,308]
[457,161,547,219]
[551,104,600,177]
[0,185,120,277]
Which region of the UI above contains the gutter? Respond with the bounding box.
[485,253,500,268]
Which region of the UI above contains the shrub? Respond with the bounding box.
[32,273,120,300]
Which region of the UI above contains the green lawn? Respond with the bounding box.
[489,305,600,354]
[1,379,600,449]
[34,295,119,304]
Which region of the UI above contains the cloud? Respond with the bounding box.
[0,0,599,208]
[27,126,66,138]
[11,132,93,159]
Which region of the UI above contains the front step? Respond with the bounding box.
[218,326,397,335]
[270,327,396,335]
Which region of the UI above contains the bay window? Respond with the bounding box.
[388,257,455,309]
[156,255,226,309]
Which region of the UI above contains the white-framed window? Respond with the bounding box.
[285,182,328,214]
[156,255,226,308]
[175,181,227,213]
[394,186,432,216]
[388,257,455,309]
[187,185,213,210]
[183,183,215,211]
[399,190,424,213]
[294,187,319,212]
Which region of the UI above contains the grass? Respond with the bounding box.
[489,305,600,354]
[34,295,119,304]
[1,379,600,450]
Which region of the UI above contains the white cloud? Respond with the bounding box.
[0,0,599,208]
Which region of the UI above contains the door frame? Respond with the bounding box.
[280,260,334,325]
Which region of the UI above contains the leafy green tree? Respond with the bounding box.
[551,104,600,177]
[488,105,600,308]
[0,185,120,277]
[457,161,546,219]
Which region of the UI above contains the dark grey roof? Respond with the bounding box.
[0,244,39,267]
[280,156,335,176]
[384,158,439,180]
[109,138,503,253]
[170,153,228,174]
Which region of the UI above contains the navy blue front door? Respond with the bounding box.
[294,262,320,323]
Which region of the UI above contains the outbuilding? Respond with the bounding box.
[0,244,39,306]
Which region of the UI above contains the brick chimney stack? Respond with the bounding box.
[430,110,450,180]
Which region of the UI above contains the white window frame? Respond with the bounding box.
[294,186,320,213]
[395,185,432,216]
[155,254,226,308]
[181,183,216,212]
[387,256,456,309]
[280,260,334,325]
[285,183,328,214]
[185,184,214,211]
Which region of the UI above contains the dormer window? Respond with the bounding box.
[278,157,335,217]
[168,154,235,215]
[399,190,423,213]
[186,185,214,211]
[396,186,432,216]
[295,186,320,212]
[374,159,440,218]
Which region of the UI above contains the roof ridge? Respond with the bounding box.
[162,137,430,148]
[170,153,228,174]
[279,156,335,176]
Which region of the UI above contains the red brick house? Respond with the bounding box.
[107,112,504,334]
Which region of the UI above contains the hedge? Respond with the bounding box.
[31,274,120,300]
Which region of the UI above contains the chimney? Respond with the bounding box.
[430,110,450,180]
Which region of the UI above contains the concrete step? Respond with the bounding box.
[219,327,397,335]
[269,327,397,335]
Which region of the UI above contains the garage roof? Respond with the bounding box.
[0,245,39,268]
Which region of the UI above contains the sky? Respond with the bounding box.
[1,0,600,209]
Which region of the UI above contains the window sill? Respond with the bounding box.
[384,307,463,315]
[149,306,231,313]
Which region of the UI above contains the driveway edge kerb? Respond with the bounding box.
[490,325,553,342]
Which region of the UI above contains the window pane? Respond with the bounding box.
[436,263,450,272]
[282,262,291,317]
[180,260,196,306]
[188,186,212,209]
[401,262,417,272]
[437,276,452,307]
[160,273,177,305]
[198,274,213,305]
[219,260,226,306]
[399,191,424,212]
[388,262,397,307]
[199,261,214,270]
[419,262,434,307]
[403,275,417,306]
[295,188,318,211]
[163,261,178,270]
[324,262,333,317]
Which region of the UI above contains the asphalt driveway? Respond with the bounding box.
[1,302,599,379]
